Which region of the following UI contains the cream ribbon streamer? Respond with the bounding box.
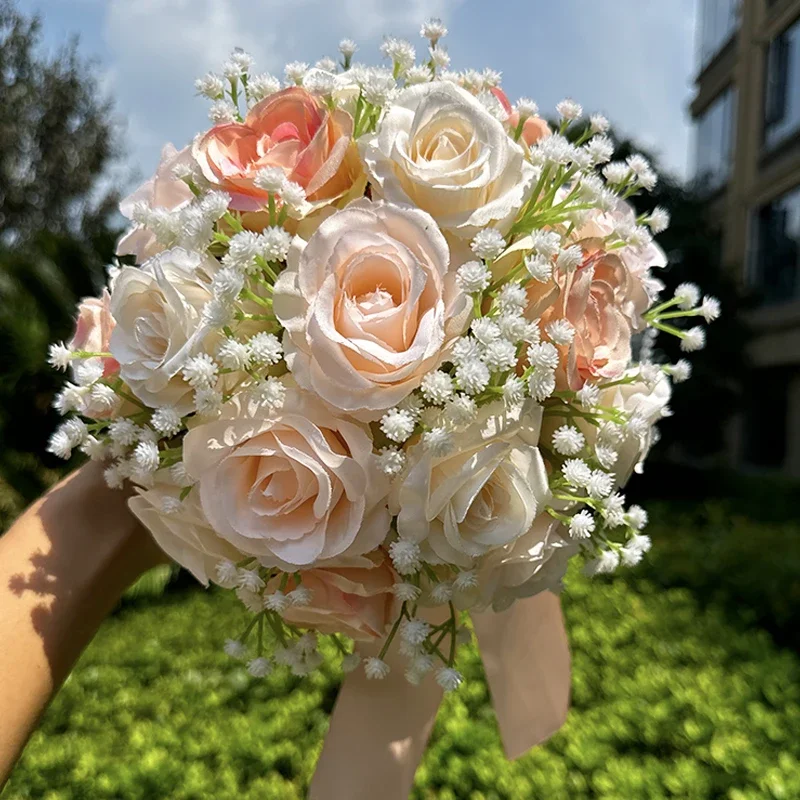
[309,591,570,800]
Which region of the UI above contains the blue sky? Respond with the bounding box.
[31,0,698,189]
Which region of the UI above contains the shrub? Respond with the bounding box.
[3,565,800,799]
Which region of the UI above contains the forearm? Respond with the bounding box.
[0,462,164,785]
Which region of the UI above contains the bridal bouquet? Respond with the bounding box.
[47,21,718,692]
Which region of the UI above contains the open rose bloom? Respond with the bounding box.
[48,22,718,692]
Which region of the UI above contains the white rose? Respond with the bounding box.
[391,400,550,567]
[362,81,535,239]
[109,248,218,413]
[128,477,241,586]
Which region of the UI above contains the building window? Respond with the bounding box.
[753,185,800,305]
[698,0,738,68]
[764,16,800,149]
[742,368,789,469]
[694,86,737,193]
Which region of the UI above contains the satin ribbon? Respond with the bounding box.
[309,591,570,800]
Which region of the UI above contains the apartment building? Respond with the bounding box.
[693,0,800,476]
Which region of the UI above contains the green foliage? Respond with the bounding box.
[3,551,799,799]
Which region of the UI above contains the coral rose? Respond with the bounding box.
[69,289,119,378]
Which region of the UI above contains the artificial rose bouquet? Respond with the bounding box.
[47,20,718,690]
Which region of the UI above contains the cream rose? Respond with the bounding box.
[109,248,218,413]
[274,552,398,640]
[129,477,241,586]
[362,81,536,239]
[69,289,119,379]
[117,143,195,263]
[392,400,550,567]
[181,388,391,567]
[273,199,470,417]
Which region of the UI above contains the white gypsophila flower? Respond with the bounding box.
[459,68,484,93]
[261,226,292,262]
[48,342,72,371]
[590,113,610,134]
[194,387,223,416]
[247,657,272,678]
[376,446,407,476]
[215,559,239,589]
[439,70,461,85]
[160,495,182,515]
[108,418,139,446]
[170,461,194,488]
[556,98,582,121]
[528,366,556,401]
[596,444,619,469]
[576,383,600,409]
[284,61,309,85]
[454,570,478,591]
[590,548,621,575]
[287,586,313,606]
[525,254,553,283]
[502,375,526,406]
[444,394,478,426]
[674,282,700,310]
[133,440,160,475]
[602,493,627,528]
[681,327,706,352]
[436,667,463,692]
[195,72,225,99]
[411,654,435,676]
[639,362,662,388]
[455,260,491,294]
[538,134,577,165]
[700,296,721,322]
[569,510,595,539]
[380,408,416,443]
[603,161,631,185]
[470,228,506,261]
[431,46,450,70]
[514,97,538,120]
[625,413,649,439]
[304,69,336,96]
[626,505,649,530]
[476,89,507,122]
[361,67,396,105]
[451,336,482,366]
[217,338,252,371]
[647,207,670,234]
[47,429,73,460]
[552,425,585,456]
[182,353,219,389]
[527,341,559,370]
[397,393,424,420]
[471,318,501,346]
[430,581,453,603]
[389,538,421,575]
[273,646,299,667]
[87,383,119,415]
[421,17,448,42]
[238,569,265,592]
[264,590,290,613]
[79,435,107,462]
[620,544,645,567]
[248,73,281,102]
[496,283,527,314]
[562,458,592,487]
[422,427,454,457]
[585,135,614,165]
[247,332,282,366]
[280,180,307,211]
[364,657,391,680]
[211,267,245,303]
[420,406,445,429]
[529,230,562,259]
[342,652,361,673]
[627,533,652,558]
[482,339,517,373]
[60,418,87,447]
[405,65,432,85]
[587,469,614,500]
[224,639,247,659]
[667,359,692,383]
[339,38,357,58]
[295,633,318,655]
[200,191,230,221]
[253,167,285,194]
[497,312,526,342]
[545,319,575,346]
[52,384,83,416]
[455,359,490,395]
[151,407,182,437]
[73,360,103,387]
[209,101,237,123]
[202,299,234,329]
[241,592,269,619]
[420,371,454,404]
[251,376,286,411]
[400,618,431,646]
[392,582,421,602]
[556,246,583,274]
[380,37,415,72]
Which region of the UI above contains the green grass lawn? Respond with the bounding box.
[3,503,800,799]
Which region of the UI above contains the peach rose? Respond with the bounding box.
[69,289,119,378]
[491,87,552,147]
[193,86,364,213]
[275,552,398,640]
[361,82,536,239]
[117,143,195,262]
[181,388,391,568]
[391,400,550,568]
[273,199,470,417]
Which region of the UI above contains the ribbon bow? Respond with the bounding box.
[309,591,570,800]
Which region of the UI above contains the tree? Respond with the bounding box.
[0,0,120,524]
